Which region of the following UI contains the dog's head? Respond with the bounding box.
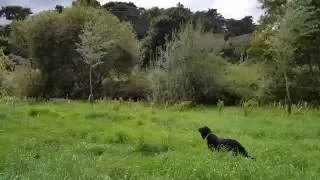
[198,126,212,139]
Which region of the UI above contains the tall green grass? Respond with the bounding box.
[0,101,319,179]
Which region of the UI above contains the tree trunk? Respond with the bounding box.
[308,61,313,74]
[284,71,292,114]
[88,65,94,103]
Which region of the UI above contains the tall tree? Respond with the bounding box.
[10,6,138,99]
[102,2,149,39]
[72,0,100,7]
[0,6,32,20]
[193,9,225,33]
[75,16,137,101]
[268,0,320,114]
[226,16,255,36]
[55,5,64,13]
[258,0,287,26]
[140,3,193,68]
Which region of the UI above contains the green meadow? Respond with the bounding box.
[0,101,320,180]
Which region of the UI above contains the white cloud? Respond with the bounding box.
[210,0,263,22]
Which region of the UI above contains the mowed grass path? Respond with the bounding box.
[0,101,320,180]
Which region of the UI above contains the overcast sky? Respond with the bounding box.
[0,0,264,24]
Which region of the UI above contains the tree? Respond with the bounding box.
[148,22,227,104]
[76,16,137,101]
[10,6,138,99]
[193,9,225,33]
[102,2,149,39]
[72,0,100,7]
[0,6,32,20]
[258,0,287,26]
[268,0,320,114]
[140,15,178,68]
[226,16,255,36]
[140,3,193,68]
[55,5,64,13]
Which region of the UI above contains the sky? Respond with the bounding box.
[0,0,264,24]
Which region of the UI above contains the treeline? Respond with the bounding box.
[0,0,319,110]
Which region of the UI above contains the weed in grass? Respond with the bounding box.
[135,138,170,156]
[136,120,143,126]
[111,131,130,144]
[28,108,58,117]
[85,112,108,119]
[87,145,105,156]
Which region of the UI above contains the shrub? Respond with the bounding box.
[223,62,267,103]
[217,99,224,114]
[257,66,320,105]
[148,22,228,104]
[172,101,196,111]
[135,138,169,155]
[241,99,259,116]
[1,64,45,98]
[0,49,13,96]
[102,73,149,101]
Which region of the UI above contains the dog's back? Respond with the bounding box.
[199,126,255,160]
[219,138,249,157]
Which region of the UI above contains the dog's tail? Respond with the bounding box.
[244,153,256,160]
[247,155,256,160]
[239,146,256,160]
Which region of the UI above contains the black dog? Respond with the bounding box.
[198,126,255,159]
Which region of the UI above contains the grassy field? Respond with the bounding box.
[0,101,320,180]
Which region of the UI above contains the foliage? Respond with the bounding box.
[10,6,138,99]
[223,62,267,103]
[217,99,224,114]
[103,2,149,39]
[0,6,32,20]
[258,0,287,25]
[55,5,64,13]
[76,13,138,100]
[248,0,320,106]
[226,16,255,37]
[0,49,14,72]
[241,99,259,116]
[72,0,101,7]
[265,0,320,113]
[148,23,227,104]
[222,33,254,63]
[102,74,149,101]
[140,15,180,68]
[1,63,45,98]
[0,49,12,95]
[192,9,225,33]
[258,66,320,104]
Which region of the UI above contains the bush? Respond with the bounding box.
[217,99,224,114]
[0,49,13,96]
[241,99,259,116]
[1,64,45,98]
[102,74,149,101]
[223,62,268,104]
[148,23,228,104]
[257,66,320,105]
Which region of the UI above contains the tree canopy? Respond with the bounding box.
[0,6,32,20]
